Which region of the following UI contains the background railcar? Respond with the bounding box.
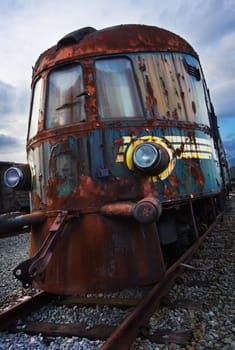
[1,24,230,294]
[0,161,29,214]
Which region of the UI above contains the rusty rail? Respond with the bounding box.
[0,291,53,331]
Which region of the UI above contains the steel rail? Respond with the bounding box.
[0,291,53,331]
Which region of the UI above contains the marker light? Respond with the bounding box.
[4,165,32,190]
[4,167,23,188]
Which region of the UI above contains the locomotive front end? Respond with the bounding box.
[6,25,228,294]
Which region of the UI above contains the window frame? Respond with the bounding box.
[44,62,86,130]
[27,77,44,140]
[95,56,145,120]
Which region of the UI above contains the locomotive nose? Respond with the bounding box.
[132,142,170,174]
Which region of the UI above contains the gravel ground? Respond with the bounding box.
[0,233,32,311]
[0,195,235,349]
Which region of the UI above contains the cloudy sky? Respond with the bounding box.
[0,0,234,166]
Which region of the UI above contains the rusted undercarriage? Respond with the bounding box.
[5,190,223,294]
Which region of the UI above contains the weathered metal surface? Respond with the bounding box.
[13,211,72,288]
[30,215,165,294]
[33,25,198,79]
[28,127,221,212]
[100,197,162,224]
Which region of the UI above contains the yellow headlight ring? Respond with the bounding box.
[126,136,175,180]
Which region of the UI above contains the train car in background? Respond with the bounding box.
[1,24,230,294]
[0,161,29,214]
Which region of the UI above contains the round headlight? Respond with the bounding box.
[4,165,32,190]
[4,167,23,188]
[133,143,159,170]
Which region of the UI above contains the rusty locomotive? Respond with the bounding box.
[1,24,230,294]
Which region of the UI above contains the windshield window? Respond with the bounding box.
[45,64,85,129]
[133,53,209,125]
[95,58,144,118]
[29,78,43,139]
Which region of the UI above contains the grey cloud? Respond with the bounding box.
[0,81,15,114]
[0,80,29,116]
[0,80,28,162]
[192,4,235,47]
[0,133,26,162]
[161,0,235,48]
[0,133,20,148]
[210,80,235,119]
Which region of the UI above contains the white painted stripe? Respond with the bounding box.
[177,152,212,159]
[178,145,212,153]
[165,135,211,145]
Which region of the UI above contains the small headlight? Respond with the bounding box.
[133,143,159,170]
[3,165,32,190]
[4,167,23,188]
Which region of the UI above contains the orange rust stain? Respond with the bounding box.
[78,175,106,198]
[189,164,205,187]
[169,174,180,187]
[163,184,177,198]
[143,178,158,197]
[33,25,198,80]
[31,191,46,210]
[114,137,125,145]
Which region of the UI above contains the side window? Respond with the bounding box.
[95,58,144,118]
[28,78,43,139]
[45,64,85,129]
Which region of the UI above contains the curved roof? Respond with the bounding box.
[33,24,198,78]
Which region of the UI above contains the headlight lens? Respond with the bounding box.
[4,165,32,190]
[133,143,159,169]
[4,167,23,188]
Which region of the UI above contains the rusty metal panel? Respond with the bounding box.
[31,215,165,294]
[32,25,198,80]
[28,125,221,207]
[133,53,209,124]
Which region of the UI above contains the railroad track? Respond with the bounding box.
[0,211,224,350]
